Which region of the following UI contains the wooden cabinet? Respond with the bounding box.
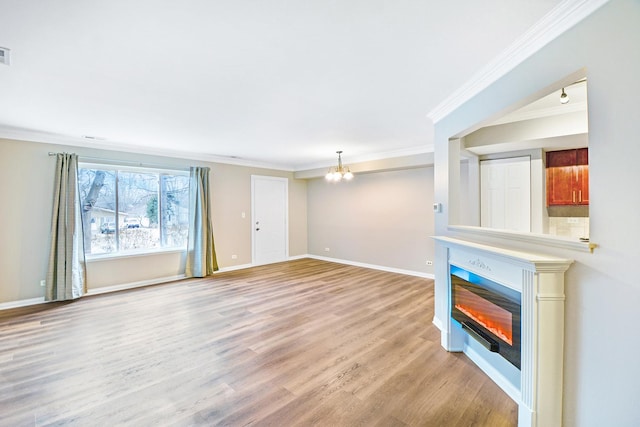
[546,165,589,205]
[546,148,588,167]
[578,165,589,204]
[546,149,589,206]
[576,147,588,166]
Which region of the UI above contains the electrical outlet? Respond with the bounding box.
[324,247,330,252]
[40,280,46,287]
[426,260,433,266]
[231,254,238,259]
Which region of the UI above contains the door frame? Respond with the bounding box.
[251,175,289,265]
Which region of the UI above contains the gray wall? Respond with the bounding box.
[0,135,433,306]
[0,138,308,303]
[434,1,640,425]
[307,167,434,274]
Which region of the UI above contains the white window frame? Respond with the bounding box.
[78,162,190,259]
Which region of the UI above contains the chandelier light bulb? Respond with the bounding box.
[325,151,354,182]
[560,88,569,104]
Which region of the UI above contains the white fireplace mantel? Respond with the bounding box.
[434,236,573,427]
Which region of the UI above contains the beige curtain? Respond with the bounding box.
[46,153,86,301]
[185,167,218,277]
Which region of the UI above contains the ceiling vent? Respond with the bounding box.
[0,47,10,65]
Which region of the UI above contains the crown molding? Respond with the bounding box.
[427,0,610,124]
[0,125,295,171]
[295,144,435,171]
[0,124,436,173]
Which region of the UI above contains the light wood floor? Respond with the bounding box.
[0,258,517,426]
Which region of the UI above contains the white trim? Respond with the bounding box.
[0,266,276,310]
[295,144,435,171]
[1,257,429,310]
[427,0,610,123]
[307,254,434,279]
[432,315,444,331]
[0,126,295,171]
[216,255,433,279]
[0,297,46,311]
[0,276,187,310]
[86,275,186,296]
[447,225,595,253]
[86,248,186,262]
[215,255,305,272]
[216,263,254,272]
[79,160,190,175]
[464,343,522,403]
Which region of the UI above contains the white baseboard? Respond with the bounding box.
[432,315,444,331]
[242,254,306,268]
[86,274,186,296]
[306,254,435,279]
[1,275,190,310]
[211,255,433,281]
[1,256,432,310]
[216,263,253,272]
[0,297,46,311]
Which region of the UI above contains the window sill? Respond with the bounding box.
[447,225,597,253]
[86,247,186,262]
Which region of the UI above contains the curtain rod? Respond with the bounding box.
[48,152,190,171]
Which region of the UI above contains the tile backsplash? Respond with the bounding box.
[548,217,589,239]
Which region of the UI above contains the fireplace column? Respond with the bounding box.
[523,267,568,426]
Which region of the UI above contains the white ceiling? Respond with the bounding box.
[0,0,563,170]
[490,80,588,127]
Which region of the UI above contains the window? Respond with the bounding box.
[78,164,189,256]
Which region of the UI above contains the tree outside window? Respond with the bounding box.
[78,165,189,255]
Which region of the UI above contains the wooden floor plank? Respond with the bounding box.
[0,258,517,426]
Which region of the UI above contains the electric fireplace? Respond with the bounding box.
[450,265,521,369]
[435,236,573,427]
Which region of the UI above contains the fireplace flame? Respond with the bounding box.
[455,303,513,345]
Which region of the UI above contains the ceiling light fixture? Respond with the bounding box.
[560,88,569,104]
[325,150,354,182]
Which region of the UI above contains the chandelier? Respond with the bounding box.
[325,150,354,182]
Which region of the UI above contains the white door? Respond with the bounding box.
[480,157,531,232]
[251,175,288,265]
